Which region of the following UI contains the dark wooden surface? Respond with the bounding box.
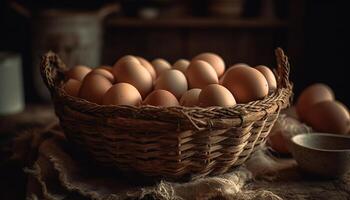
[0,104,56,200]
[247,166,350,199]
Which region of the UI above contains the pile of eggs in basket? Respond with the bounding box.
[63,53,277,107]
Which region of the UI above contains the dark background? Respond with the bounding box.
[0,1,348,199]
[0,0,348,106]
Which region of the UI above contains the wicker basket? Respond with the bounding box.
[40,48,292,180]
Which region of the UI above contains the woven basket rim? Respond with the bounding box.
[40,48,293,130]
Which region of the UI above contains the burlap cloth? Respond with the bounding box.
[15,124,350,200]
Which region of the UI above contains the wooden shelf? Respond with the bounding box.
[106,17,288,29]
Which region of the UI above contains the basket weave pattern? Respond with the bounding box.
[40,48,292,180]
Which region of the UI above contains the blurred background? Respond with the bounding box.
[0,0,348,106]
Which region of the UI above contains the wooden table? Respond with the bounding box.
[246,164,350,199]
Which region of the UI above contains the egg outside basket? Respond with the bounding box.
[40,48,292,181]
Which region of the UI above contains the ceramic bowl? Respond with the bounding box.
[290,133,350,178]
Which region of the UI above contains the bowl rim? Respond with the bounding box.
[291,133,350,153]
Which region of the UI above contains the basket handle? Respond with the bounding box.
[40,51,68,94]
[275,48,291,89]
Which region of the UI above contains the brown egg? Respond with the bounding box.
[267,131,290,154]
[268,116,308,154]
[102,83,142,106]
[79,74,112,104]
[185,60,219,89]
[296,83,334,121]
[198,84,236,107]
[66,65,91,81]
[112,60,153,98]
[221,66,268,103]
[219,76,224,84]
[137,56,156,81]
[143,89,179,107]
[173,59,190,74]
[96,65,113,73]
[63,79,81,97]
[192,53,225,77]
[155,69,188,99]
[180,88,201,107]
[151,58,171,77]
[304,101,350,134]
[231,63,250,68]
[89,68,115,83]
[220,63,250,83]
[255,65,277,93]
[114,55,140,68]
